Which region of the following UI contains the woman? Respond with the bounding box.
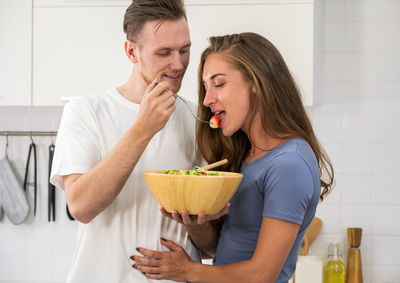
[130,32,334,283]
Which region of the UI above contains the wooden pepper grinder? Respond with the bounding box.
[347,228,363,283]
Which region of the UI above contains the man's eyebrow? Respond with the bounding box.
[154,43,191,53]
[154,47,172,53]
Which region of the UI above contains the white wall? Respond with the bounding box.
[0,107,75,283]
[312,1,400,282]
[0,0,399,282]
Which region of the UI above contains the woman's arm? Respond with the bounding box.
[132,216,300,283]
[159,204,229,258]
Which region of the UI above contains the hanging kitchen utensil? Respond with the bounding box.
[23,134,38,216]
[0,133,29,224]
[48,142,56,222]
[66,204,75,221]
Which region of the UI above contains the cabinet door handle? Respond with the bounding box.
[60,96,79,102]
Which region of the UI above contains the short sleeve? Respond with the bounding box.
[50,99,102,189]
[262,153,315,224]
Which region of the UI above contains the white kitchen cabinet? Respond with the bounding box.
[32,0,321,106]
[0,0,32,106]
[183,0,322,106]
[32,4,132,105]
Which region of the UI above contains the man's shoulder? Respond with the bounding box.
[64,88,116,111]
[174,96,197,118]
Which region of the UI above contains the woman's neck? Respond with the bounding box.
[244,114,287,162]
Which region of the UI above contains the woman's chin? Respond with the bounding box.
[221,127,234,137]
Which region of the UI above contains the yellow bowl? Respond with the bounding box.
[144,170,243,214]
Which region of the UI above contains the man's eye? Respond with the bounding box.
[180,48,190,54]
[157,52,170,57]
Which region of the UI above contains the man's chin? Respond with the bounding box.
[162,80,182,93]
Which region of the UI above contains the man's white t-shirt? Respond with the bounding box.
[50,88,203,283]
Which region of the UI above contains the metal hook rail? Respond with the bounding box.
[0,131,57,136]
[1,131,57,158]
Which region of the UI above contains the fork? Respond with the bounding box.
[167,89,210,124]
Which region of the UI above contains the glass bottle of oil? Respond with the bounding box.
[323,242,345,283]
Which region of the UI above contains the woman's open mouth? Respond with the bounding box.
[210,111,226,129]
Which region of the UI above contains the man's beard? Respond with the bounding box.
[140,71,152,85]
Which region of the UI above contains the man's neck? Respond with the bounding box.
[116,72,146,104]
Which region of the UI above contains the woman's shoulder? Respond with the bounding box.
[259,138,318,180]
[271,138,317,167]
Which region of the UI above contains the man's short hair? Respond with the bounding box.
[123,0,186,42]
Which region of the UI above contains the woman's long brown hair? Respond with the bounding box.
[196,33,334,200]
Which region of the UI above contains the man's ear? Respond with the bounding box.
[124,40,138,63]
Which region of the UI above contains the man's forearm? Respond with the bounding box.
[65,122,152,223]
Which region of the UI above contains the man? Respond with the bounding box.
[50,1,202,282]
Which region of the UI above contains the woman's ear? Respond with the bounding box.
[251,85,257,95]
[124,40,138,63]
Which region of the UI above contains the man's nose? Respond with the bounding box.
[170,53,184,70]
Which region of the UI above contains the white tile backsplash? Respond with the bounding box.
[341,204,371,235]
[373,84,400,112]
[345,22,374,52]
[324,23,345,51]
[342,144,373,174]
[323,53,346,82]
[344,53,377,82]
[373,113,400,143]
[340,174,372,204]
[314,113,343,143]
[363,264,372,283]
[372,265,400,283]
[346,0,400,22]
[362,235,373,266]
[343,113,373,143]
[25,251,53,281]
[319,83,376,113]
[371,205,400,235]
[373,145,400,174]
[324,0,345,23]
[1,0,400,282]
[373,22,400,51]
[315,204,343,234]
[323,174,342,204]
[322,143,343,174]
[312,1,400,280]
[375,52,400,83]
[373,236,400,266]
[372,175,400,205]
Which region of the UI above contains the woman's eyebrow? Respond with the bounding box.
[203,73,226,83]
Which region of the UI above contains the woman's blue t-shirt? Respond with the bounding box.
[213,138,321,283]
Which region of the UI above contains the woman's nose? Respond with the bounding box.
[203,88,216,107]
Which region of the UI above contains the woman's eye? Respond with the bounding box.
[214,83,225,88]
